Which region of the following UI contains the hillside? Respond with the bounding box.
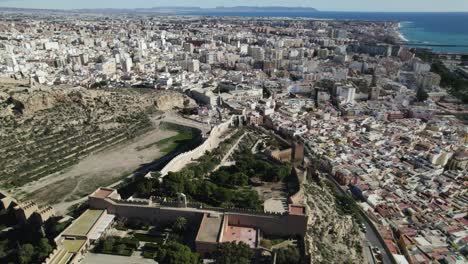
[0,86,195,195]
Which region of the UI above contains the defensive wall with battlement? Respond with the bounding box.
[88,187,307,238]
[160,115,245,176]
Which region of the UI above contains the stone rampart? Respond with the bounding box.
[160,115,239,176]
[88,196,307,237]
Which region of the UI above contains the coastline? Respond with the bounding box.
[397,22,409,42]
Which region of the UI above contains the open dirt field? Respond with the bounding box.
[16,126,179,206]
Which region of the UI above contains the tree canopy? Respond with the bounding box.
[155,241,200,264]
[275,246,301,264]
[17,244,35,264]
[172,217,188,234]
[213,242,254,264]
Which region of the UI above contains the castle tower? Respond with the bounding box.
[292,141,305,164]
[14,201,39,223]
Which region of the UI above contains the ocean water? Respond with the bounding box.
[186,11,468,54]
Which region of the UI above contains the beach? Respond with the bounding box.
[397,22,409,42]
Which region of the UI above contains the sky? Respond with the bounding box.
[0,0,467,12]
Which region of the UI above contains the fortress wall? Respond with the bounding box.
[89,196,307,237]
[226,213,307,237]
[89,197,203,224]
[158,207,204,223]
[88,197,114,211]
[270,148,292,162]
[160,116,239,176]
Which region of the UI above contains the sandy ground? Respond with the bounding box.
[254,182,288,213]
[17,127,177,206]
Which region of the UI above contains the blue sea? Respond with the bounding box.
[187,11,468,54]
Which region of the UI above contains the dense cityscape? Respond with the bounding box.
[0,7,467,264]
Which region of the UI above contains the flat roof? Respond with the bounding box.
[62,239,86,253]
[289,205,306,215]
[88,213,115,240]
[196,213,223,243]
[92,188,114,199]
[221,225,257,248]
[63,209,104,237]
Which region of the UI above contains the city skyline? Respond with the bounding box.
[0,3,467,264]
[0,0,468,12]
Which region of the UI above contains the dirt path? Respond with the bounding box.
[17,126,177,205]
[212,132,247,172]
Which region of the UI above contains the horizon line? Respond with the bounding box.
[0,6,468,13]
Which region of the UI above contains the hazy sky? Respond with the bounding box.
[0,0,467,12]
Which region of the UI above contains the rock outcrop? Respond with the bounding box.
[0,86,195,118]
[305,180,364,264]
[153,92,195,111]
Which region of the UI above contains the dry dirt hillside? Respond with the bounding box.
[0,85,195,200]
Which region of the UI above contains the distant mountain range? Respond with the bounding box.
[0,6,318,14]
[216,6,317,12]
[168,6,318,13]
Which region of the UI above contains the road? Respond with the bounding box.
[362,222,392,264]
[319,171,393,264]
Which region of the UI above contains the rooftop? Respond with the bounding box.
[91,188,114,199]
[221,225,257,248]
[63,209,104,237]
[196,213,223,243]
[289,205,306,215]
[62,239,86,253]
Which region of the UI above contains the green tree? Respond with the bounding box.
[17,244,35,264]
[196,181,217,204]
[416,87,429,102]
[275,246,301,264]
[135,178,153,197]
[163,172,187,196]
[213,187,233,205]
[155,242,200,264]
[102,237,115,252]
[115,244,126,254]
[0,240,9,259]
[172,217,188,234]
[37,238,53,260]
[213,242,254,264]
[232,190,261,210]
[233,172,249,186]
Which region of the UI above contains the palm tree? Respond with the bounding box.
[172,217,187,233]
